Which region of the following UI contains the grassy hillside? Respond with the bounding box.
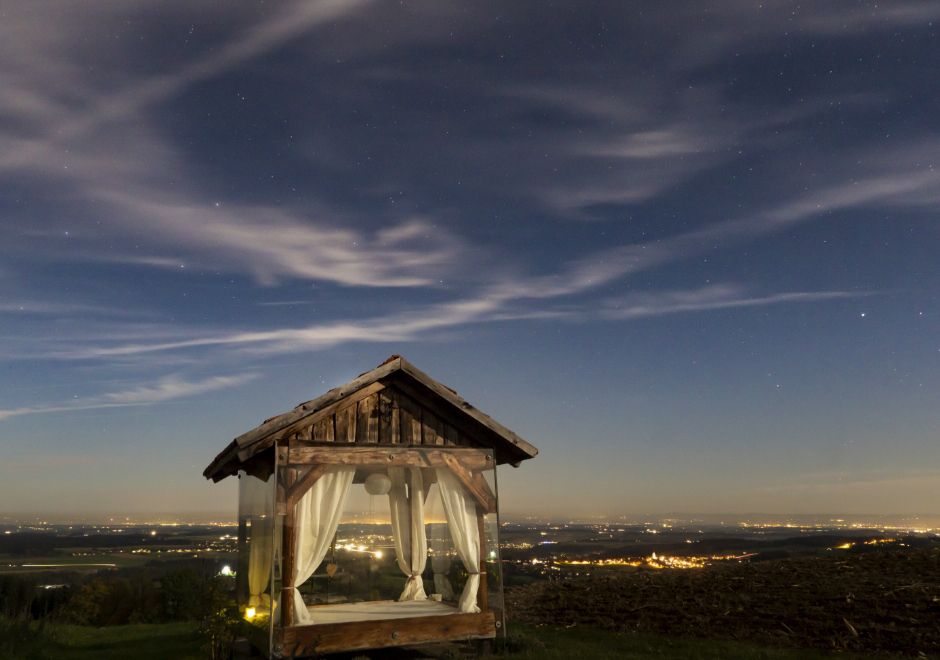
[0,619,202,660]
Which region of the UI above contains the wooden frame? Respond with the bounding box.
[214,357,534,658]
[274,445,499,657]
[279,612,495,656]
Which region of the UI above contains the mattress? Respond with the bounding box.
[307,599,458,624]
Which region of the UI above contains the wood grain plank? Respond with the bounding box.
[477,509,489,611]
[281,611,495,655]
[356,393,379,443]
[398,393,422,445]
[422,411,444,446]
[378,391,399,444]
[288,446,494,471]
[335,403,356,443]
[281,467,298,630]
[312,417,334,442]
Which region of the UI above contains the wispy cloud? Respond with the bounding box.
[0,0,464,290]
[0,0,373,173]
[51,281,864,361]
[90,190,466,287]
[600,285,866,320]
[0,373,258,421]
[0,301,154,318]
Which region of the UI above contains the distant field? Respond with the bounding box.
[0,552,150,574]
[508,548,940,657]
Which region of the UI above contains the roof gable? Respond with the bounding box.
[203,356,538,481]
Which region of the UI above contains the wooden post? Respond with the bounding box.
[281,465,297,630]
[477,506,488,612]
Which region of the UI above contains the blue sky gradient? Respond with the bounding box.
[1,1,938,517]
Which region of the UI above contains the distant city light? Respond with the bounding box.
[373,550,383,559]
[244,607,256,620]
[220,565,233,576]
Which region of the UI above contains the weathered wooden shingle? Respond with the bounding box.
[203,355,537,481]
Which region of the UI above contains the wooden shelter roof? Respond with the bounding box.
[203,355,538,481]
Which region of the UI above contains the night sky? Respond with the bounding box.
[1,1,938,518]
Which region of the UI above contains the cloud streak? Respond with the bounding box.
[52,281,865,361]
[0,373,258,421]
[0,0,373,173]
[601,285,866,320]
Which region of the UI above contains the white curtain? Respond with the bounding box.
[388,466,428,601]
[290,466,355,625]
[435,468,481,613]
[247,516,273,608]
[242,474,274,609]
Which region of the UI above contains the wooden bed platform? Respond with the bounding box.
[278,609,496,656]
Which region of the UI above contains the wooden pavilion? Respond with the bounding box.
[204,356,538,657]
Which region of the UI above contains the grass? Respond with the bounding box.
[0,620,203,660]
[50,622,204,659]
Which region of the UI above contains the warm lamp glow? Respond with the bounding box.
[244,607,256,620]
[374,550,383,559]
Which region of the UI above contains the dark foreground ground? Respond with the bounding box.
[507,547,940,657]
[0,620,884,660]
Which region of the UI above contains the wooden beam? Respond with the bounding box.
[286,464,332,509]
[280,611,495,656]
[288,446,494,471]
[280,468,298,630]
[441,453,497,514]
[477,508,489,612]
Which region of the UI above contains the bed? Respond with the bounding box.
[307,599,459,624]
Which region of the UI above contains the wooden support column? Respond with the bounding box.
[281,466,297,630]
[477,506,488,612]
